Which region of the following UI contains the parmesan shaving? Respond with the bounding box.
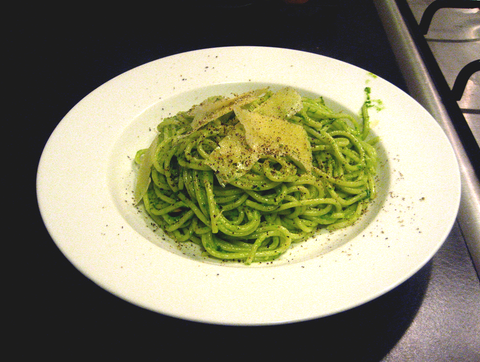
[134,135,159,204]
[205,124,260,186]
[254,86,303,119]
[206,87,312,185]
[235,107,312,172]
[190,88,268,131]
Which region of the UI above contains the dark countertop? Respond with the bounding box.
[11,0,479,360]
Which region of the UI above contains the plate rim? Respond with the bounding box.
[36,46,461,325]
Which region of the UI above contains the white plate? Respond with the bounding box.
[37,46,460,325]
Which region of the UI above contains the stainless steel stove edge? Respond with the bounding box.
[374,0,480,277]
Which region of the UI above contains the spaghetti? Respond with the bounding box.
[134,87,378,264]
